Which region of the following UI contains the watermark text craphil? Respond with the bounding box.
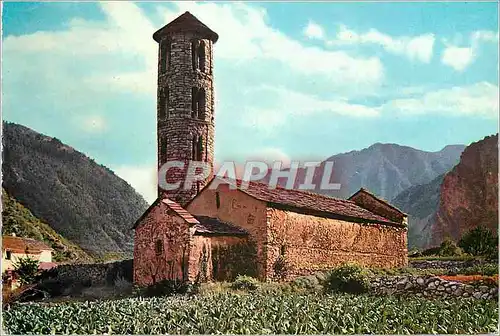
[158,160,341,191]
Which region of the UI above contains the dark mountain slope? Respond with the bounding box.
[2,122,149,257]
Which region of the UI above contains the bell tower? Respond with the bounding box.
[153,12,218,206]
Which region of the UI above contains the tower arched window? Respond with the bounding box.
[160,38,171,73]
[159,87,169,119]
[160,137,167,157]
[191,87,199,118]
[191,40,199,71]
[198,88,205,119]
[198,40,206,72]
[155,239,163,256]
[192,135,204,161]
[191,87,205,120]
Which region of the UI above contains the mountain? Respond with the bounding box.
[392,174,445,249]
[263,143,465,202]
[2,122,149,258]
[430,134,498,246]
[2,189,92,263]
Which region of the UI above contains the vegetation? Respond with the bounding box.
[1,189,92,262]
[2,122,148,258]
[458,226,498,259]
[13,257,40,286]
[3,292,497,334]
[136,279,196,298]
[230,275,260,291]
[324,263,370,294]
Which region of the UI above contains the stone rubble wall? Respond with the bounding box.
[409,259,488,270]
[371,275,498,300]
[43,259,133,286]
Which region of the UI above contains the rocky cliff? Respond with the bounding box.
[430,134,498,245]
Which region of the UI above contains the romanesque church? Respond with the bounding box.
[133,12,408,286]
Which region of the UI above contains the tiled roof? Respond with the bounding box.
[193,216,249,236]
[216,178,403,226]
[153,11,219,43]
[348,188,407,216]
[2,236,52,254]
[162,199,199,224]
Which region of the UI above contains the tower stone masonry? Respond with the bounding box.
[153,12,218,206]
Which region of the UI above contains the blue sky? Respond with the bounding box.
[2,1,498,203]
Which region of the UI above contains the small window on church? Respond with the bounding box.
[215,192,220,209]
[159,92,165,119]
[191,40,199,70]
[198,40,206,72]
[192,135,204,161]
[155,240,163,256]
[197,136,203,161]
[191,87,199,118]
[160,138,167,157]
[160,38,171,73]
[198,88,205,120]
[280,245,286,256]
[5,250,11,260]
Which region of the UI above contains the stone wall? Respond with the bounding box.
[266,208,408,281]
[371,275,498,300]
[42,259,133,286]
[409,259,488,270]
[157,30,216,206]
[133,202,191,286]
[189,235,257,282]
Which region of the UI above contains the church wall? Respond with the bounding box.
[266,208,408,281]
[133,202,192,286]
[188,235,254,282]
[187,187,268,280]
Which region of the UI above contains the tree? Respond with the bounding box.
[458,226,498,258]
[13,257,40,286]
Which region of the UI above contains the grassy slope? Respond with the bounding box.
[1,189,92,263]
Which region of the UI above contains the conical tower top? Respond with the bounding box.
[153,11,219,43]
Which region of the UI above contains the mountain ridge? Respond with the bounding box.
[2,121,149,258]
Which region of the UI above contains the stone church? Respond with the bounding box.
[133,12,408,286]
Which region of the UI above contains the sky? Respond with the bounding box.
[2,1,499,204]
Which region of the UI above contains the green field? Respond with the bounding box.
[3,292,498,334]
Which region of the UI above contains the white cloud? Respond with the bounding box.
[328,25,435,63]
[303,21,325,39]
[441,30,498,71]
[241,85,379,131]
[158,3,383,87]
[441,47,474,71]
[113,164,158,204]
[381,82,498,118]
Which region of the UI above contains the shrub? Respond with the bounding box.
[458,226,498,258]
[230,275,259,291]
[324,263,370,294]
[291,274,322,291]
[139,279,191,297]
[13,257,40,286]
[462,263,498,276]
[438,238,463,257]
